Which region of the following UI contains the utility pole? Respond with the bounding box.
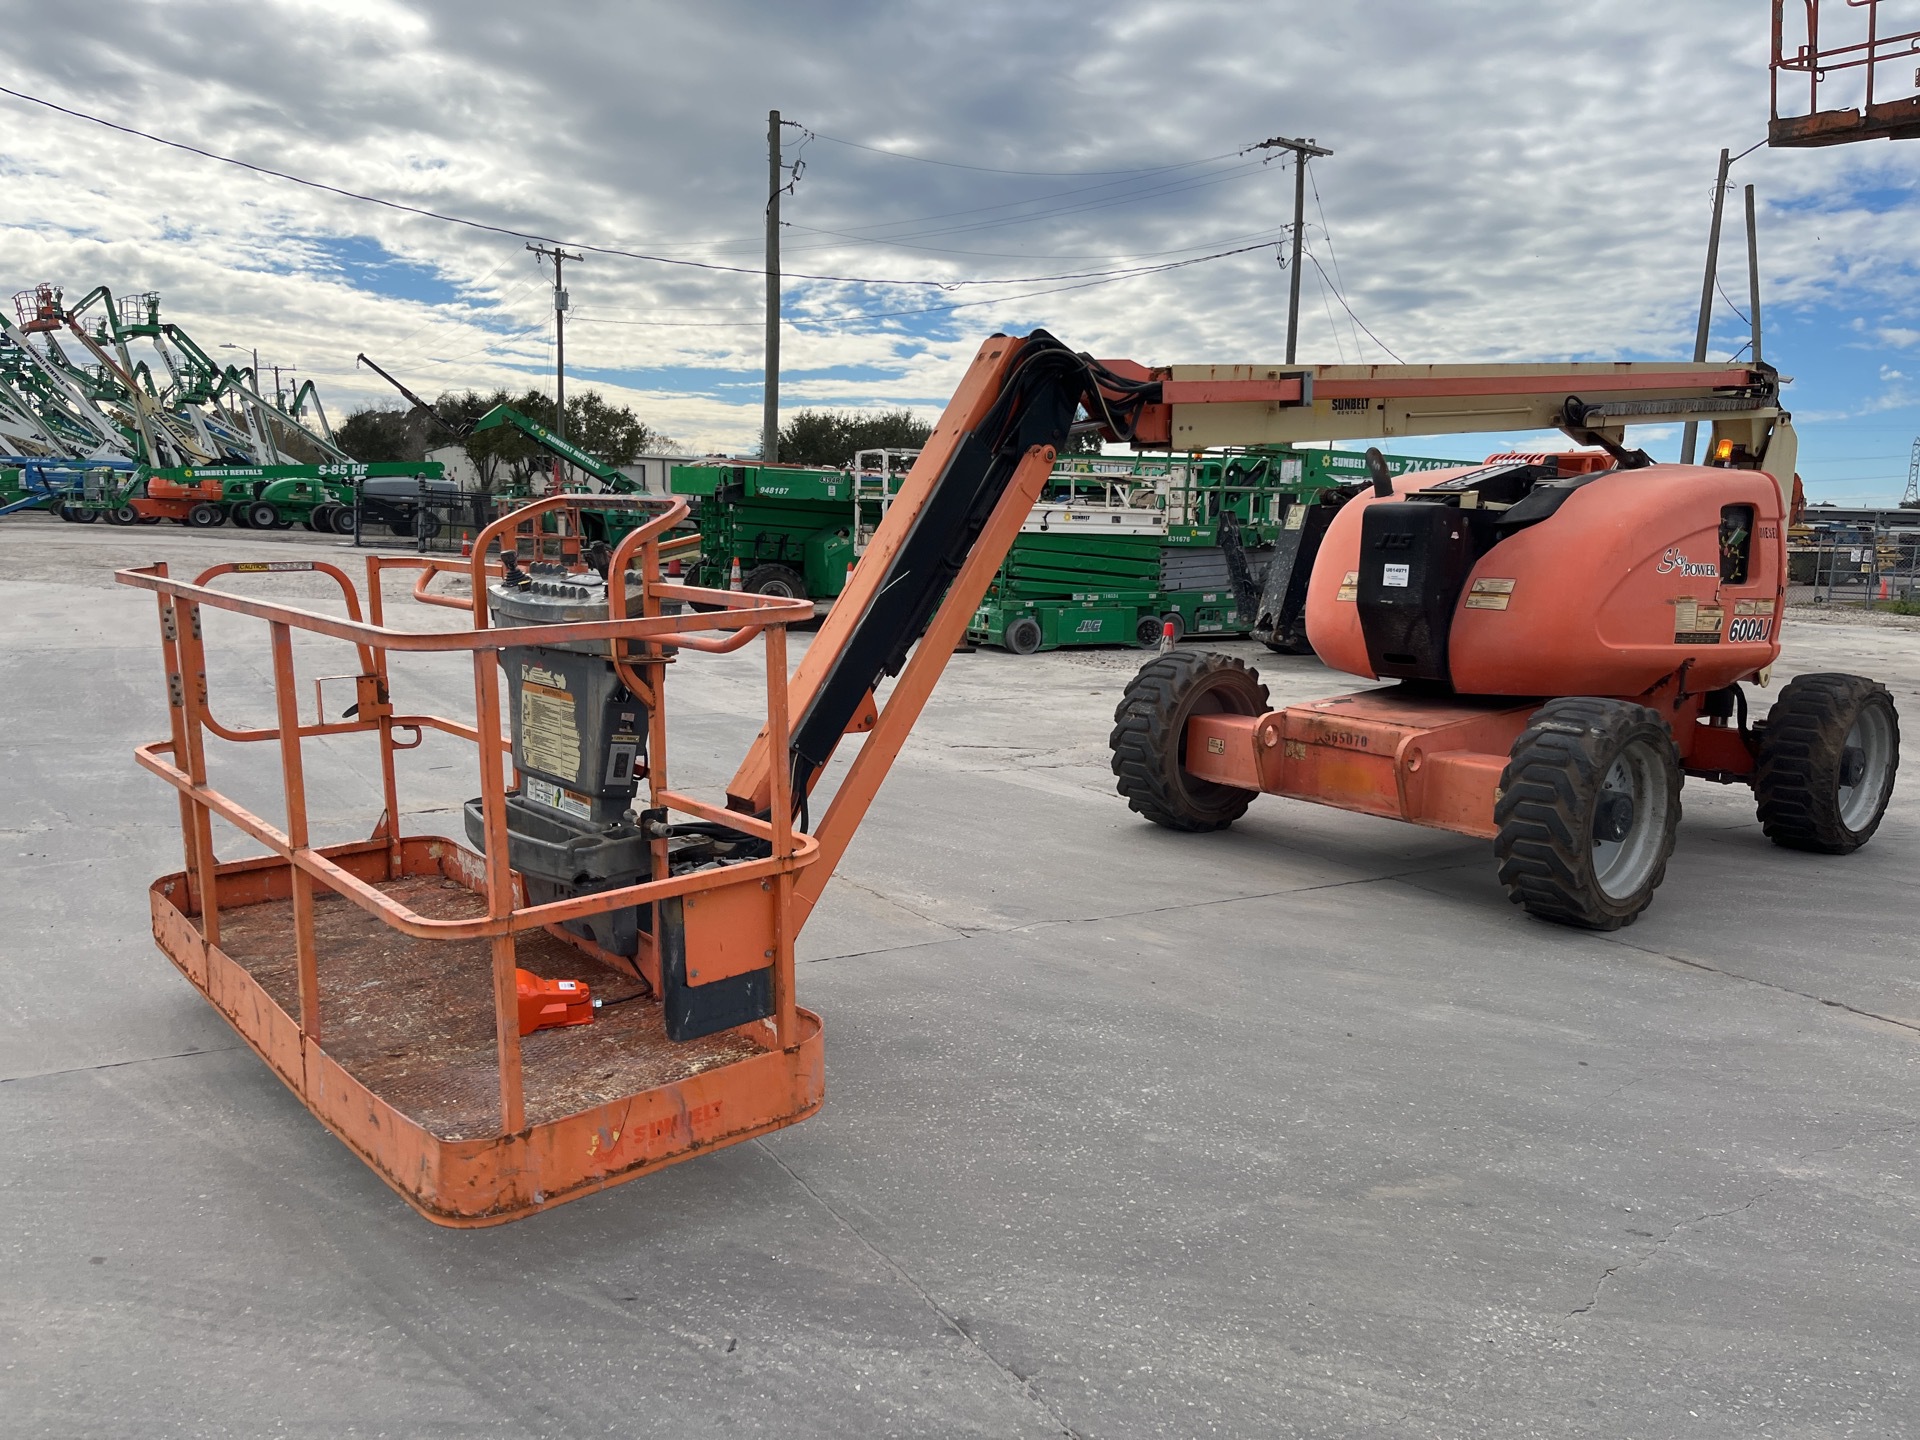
[1252,135,1333,365]
[1743,183,1763,365]
[1681,147,1732,465]
[528,242,583,488]
[764,108,782,463]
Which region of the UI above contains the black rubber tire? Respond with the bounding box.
[106,504,140,526]
[229,506,251,528]
[389,519,414,538]
[1135,614,1166,648]
[1003,615,1043,655]
[54,502,76,523]
[1494,697,1683,931]
[742,562,808,600]
[65,504,96,524]
[1754,673,1900,854]
[245,501,280,530]
[187,502,222,529]
[331,506,359,535]
[308,504,336,532]
[1110,650,1269,832]
[416,510,442,540]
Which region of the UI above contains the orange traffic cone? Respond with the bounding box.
[729,556,744,591]
[1158,618,1176,653]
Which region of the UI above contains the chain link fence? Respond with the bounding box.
[1789,521,1920,609]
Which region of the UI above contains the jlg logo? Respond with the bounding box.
[1076,619,1102,632]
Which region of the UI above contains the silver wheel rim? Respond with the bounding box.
[1592,738,1671,901]
[1838,703,1895,832]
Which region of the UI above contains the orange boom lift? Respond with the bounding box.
[123,333,1896,1224]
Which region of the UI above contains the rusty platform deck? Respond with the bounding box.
[215,874,761,1141]
[149,837,824,1226]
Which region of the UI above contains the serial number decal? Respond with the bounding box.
[1728,616,1771,642]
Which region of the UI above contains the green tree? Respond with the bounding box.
[775,408,933,466]
[423,388,675,493]
[336,406,413,463]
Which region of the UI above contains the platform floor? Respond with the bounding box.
[214,875,755,1140]
[5,520,1920,1438]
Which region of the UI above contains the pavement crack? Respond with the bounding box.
[1569,1195,1767,1317]
[996,858,1484,938]
[2,1043,245,1085]
[755,1140,1084,1439]
[1602,937,1920,1037]
[832,874,972,938]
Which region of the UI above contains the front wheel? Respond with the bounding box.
[1494,698,1682,930]
[1754,673,1899,853]
[1002,615,1043,655]
[331,505,359,535]
[245,501,280,529]
[187,502,223,528]
[1110,651,1269,832]
[742,562,807,600]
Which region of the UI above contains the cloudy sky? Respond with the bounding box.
[4,0,1919,501]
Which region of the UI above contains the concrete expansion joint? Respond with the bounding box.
[1605,938,1920,1038]
[2,1042,246,1086]
[752,1138,1086,1439]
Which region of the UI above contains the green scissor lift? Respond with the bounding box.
[968,446,1474,654]
[669,449,918,605]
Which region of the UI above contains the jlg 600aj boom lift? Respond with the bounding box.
[123,332,1895,1224]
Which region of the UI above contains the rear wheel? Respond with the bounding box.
[245,501,280,530]
[742,562,807,600]
[1003,615,1043,655]
[1494,698,1682,930]
[187,502,222,528]
[107,504,140,526]
[1110,651,1269,832]
[1754,673,1899,853]
[331,505,358,535]
[65,504,96,524]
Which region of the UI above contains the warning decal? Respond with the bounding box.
[520,681,582,781]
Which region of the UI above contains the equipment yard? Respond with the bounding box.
[5,517,1917,1438]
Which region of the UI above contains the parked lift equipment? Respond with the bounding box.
[123,332,1898,1225]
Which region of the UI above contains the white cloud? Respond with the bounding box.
[2,0,1918,459]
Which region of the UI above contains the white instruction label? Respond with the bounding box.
[524,775,593,820]
[1381,563,1411,588]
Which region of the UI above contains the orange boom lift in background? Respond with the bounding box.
[123,332,1896,1224]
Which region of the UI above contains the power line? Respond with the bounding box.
[799,127,1248,177]
[0,84,1255,292]
[780,221,1288,265]
[571,237,1285,330]
[1308,166,1363,361]
[1301,249,1402,362]
[679,154,1273,258]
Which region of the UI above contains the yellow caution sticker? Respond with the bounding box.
[1336,570,1359,603]
[1733,597,1776,616]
